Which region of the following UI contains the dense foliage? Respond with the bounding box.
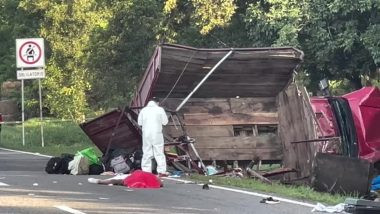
[0,0,379,121]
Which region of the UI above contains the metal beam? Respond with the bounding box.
[175,49,234,112]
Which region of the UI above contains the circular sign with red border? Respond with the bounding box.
[18,41,42,65]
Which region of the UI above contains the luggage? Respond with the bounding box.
[45,154,74,174]
[89,164,104,175]
[45,157,64,174]
[110,155,132,174]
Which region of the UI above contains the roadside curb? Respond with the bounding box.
[0,147,52,158]
[163,177,316,208]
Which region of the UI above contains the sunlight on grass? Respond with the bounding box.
[189,174,349,205]
[0,118,98,156]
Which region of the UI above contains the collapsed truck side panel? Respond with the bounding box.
[161,97,281,161]
[130,44,303,162]
[82,44,304,163]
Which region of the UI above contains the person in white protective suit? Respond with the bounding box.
[138,98,169,176]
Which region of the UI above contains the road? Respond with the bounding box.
[0,148,316,214]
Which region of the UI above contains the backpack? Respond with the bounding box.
[89,164,105,175]
[131,150,143,170]
[110,155,132,174]
[60,153,74,174]
[45,157,63,174]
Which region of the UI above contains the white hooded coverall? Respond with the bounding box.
[138,101,168,173]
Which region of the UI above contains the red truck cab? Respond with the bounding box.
[310,87,380,165]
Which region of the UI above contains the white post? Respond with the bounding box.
[21,73,25,146]
[175,49,234,112]
[38,79,44,147]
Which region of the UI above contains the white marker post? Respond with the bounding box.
[16,38,46,147]
[21,75,25,146]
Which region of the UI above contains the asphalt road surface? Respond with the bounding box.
[0,148,316,214]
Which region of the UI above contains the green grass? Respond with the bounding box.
[188,174,349,205]
[0,118,99,156]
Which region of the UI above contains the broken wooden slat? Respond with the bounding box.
[193,135,281,149]
[230,97,277,113]
[277,84,318,182]
[184,112,278,125]
[192,148,283,161]
[161,98,231,114]
[165,125,234,137]
[262,168,296,177]
[246,168,272,184]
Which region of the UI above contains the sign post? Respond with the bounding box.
[21,73,25,146]
[16,38,46,147]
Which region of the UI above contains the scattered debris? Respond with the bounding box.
[312,153,373,196]
[345,198,380,213]
[260,197,280,204]
[202,184,209,190]
[371,175,380,191]
[206,166,218,176]
[246,168,272,184]
[311,203,345,213]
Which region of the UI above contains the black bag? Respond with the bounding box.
[45,157,63,174]
[45,154,74,174]
[89,164,104,175]
[131,150,143,170]
[60,154,74,174]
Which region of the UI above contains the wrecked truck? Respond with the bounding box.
[306,86,380,195]
[80,43,304,171]
[310,86,380,165]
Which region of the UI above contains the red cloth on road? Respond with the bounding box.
[123,170,161,188]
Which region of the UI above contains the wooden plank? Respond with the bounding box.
[278,84,318,182]
[164,125,234,137]
[194,136,281,149]
[184,112,278,125]
[230,97,277,113]
[161,64,296,75]
[161,98,231,114]
[193,148,283,161]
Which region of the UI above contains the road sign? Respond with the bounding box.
[17,69,45,80]
[16,38,45,68]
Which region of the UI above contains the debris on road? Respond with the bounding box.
[311,203,345,213]
[260,197,280,204]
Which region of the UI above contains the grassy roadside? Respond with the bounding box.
[0,118,349,205]
[188,174,348,205]
[0,118,98,156]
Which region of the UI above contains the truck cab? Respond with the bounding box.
[310,87,380,166]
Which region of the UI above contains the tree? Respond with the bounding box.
[86,0,163,109]
[244,0,380,92]
[0,0,40,84]
[20,0,109,122]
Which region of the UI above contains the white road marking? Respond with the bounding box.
[0,182,9,186]
[164,177,315,208]
[54,205,86,214]
[0,147,52,158]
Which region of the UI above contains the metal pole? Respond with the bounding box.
[39,79,44,147]
[21,73,25,146]
[175,49,234,112]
